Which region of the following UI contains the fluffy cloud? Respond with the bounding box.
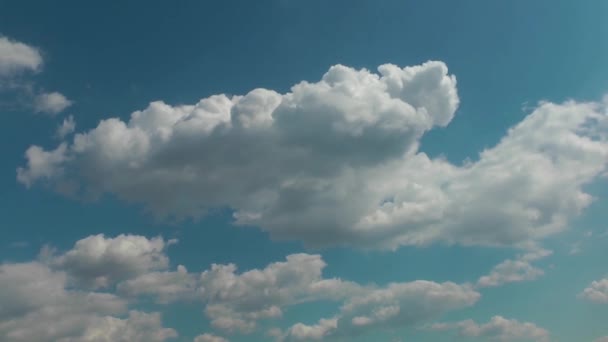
[194,333,229,342]
[477,249,552,288]
[284,318,337,341]
[47,234,172,289]
[16,61,608,250]
[67,311,177,342]
[0,259,173,342]
[198,253,364,334]
[34,91,73,115]
[281,281,479,340]
[579,278,608,303]
[0,261,175,342]
[0,36,42,76]
[595,337,608,342]
[117,265,198,303]
[430,316,550,342]
[57,115,77,139]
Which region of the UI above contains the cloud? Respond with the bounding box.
[34,91,73,115]
[0,261,174,342]
[595,337,608,342]
[117,265,198,304]
[57,115,77,139]
[430,316,550,341]
[476,249,552,288]
[579,278,608,303]
[0,236,180,342]
[194,333,229,342]
[197,253,364,334]
[0,36,42,77]
[67,311,177,342]
[280,281,479,340]
[16,61,608,250]
[1,233,481,339]
[47,234,172,289]
[284,318,337,341]
[16,143,68,187]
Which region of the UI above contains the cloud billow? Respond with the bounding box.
[16,61,608,250]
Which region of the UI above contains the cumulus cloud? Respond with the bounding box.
[197,253,364,334]
[0,261,175,342]
[65,311,177,342]
[57,115,77,139]
[34,91,73,115]
[193,333,229,342]
[0,36,42,76]
[476,249,552,288]
[16,61,608,250]
[430,316,550,341]
[280,281,479,340]
[47,234,172,289]
[117,265,198,304]
[0,233,482,340]
[579,278,608,303]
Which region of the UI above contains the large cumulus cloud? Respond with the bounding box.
[17,61,608,249]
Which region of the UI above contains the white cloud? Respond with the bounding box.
[197,253,363,334]
[34,91,73,115]
[48,234,172,289]
[477,249,552,288]
[0,36,42,76]
[117,265,198,304]
[0,243,177,342]
[430,316,550,341]
[66,311,177,342]
[0,262,118,341]
[595,337,608,342]
[57,115,76,139]
[579,278,608,303]
[16,143,68,187]
[16,62,608,250]
[282,281,479,340]
[194,333,229,342]
[285,318,337,341]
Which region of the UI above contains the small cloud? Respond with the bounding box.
[56,115,76,139]
[0,36,42,77]
[34,91,72,115]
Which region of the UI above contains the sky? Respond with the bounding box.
[1,0,608,341]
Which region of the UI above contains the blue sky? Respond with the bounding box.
[1,1,608,341]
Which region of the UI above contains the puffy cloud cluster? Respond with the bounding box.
[0,261,175,342]
[0,35,72,115]
[16,61,608,250]
[430,315,550,341]
[579,278,608,304]
[0,233,485,340]
[47,234,172,289]
[477,249,552,288]
[281,281,479,340]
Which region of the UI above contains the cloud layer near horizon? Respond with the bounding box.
[16,61,608,251]
[1,233,487,341]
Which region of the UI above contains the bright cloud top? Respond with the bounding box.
[17,61,608,250]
